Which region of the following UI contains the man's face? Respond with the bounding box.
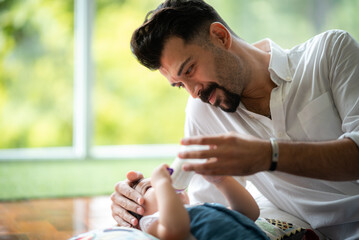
[159,36,249,112]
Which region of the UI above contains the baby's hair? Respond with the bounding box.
[131,178,145,221]
[129,210,143,221]
[132,178,143,190]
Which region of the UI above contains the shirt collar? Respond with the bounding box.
[256,39,293,84]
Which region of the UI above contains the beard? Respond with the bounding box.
[199,83,240,112]
[198,44,247,112]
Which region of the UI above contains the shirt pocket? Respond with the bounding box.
[297,91,343,141]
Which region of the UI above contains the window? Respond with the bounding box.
[0,0,74,159]
[1,0,358,160]
[94,0,188,146]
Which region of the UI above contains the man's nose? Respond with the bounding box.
[184,82,201,98]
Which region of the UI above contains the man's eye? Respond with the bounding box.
[172,82,184,89]
[185,65,193,75]
[178,83,184,89]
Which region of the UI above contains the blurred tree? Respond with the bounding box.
[0,0,74,148]
[94,0,188,145]
[1,0,358,150]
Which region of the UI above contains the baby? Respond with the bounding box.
[129,163,269,240]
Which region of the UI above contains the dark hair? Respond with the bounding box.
[130,0,234,70]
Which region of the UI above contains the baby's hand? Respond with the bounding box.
[151,163,172,187]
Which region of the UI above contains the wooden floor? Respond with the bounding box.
[0,196,117,240]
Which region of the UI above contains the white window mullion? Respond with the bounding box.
[74,0,94,159]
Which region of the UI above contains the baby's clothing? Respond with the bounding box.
[140,203,269,240]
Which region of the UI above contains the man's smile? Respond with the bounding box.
[208,88,216,105]
[199,83,217,104]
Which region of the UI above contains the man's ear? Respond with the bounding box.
[209,22,232,49]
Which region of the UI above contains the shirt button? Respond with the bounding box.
[286,76,291,81]
[249,115,255,119]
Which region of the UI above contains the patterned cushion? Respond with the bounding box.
[255,218,319,240]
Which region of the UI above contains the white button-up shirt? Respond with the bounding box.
[184,30,359,239]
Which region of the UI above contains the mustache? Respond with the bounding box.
[199,83,241,112]
[199,83,218,103]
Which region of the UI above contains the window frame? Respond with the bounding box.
[0,0,178,161]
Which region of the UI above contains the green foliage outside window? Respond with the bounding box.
[0,0,74,148]
[94,0,188,145]
[1,0,358,149]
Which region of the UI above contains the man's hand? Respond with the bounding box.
[179,132,271,176]
[110,171,150,228]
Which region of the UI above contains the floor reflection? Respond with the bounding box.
[73,196,117,233]
[0,196,117,240]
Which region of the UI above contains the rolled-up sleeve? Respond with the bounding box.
[329,31,359,148]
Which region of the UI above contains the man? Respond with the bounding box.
[111,0,359,239]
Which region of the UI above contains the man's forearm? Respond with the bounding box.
[276,138,359,181]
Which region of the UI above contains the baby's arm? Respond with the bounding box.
[147,164,190,240]
[206,176,259,221]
